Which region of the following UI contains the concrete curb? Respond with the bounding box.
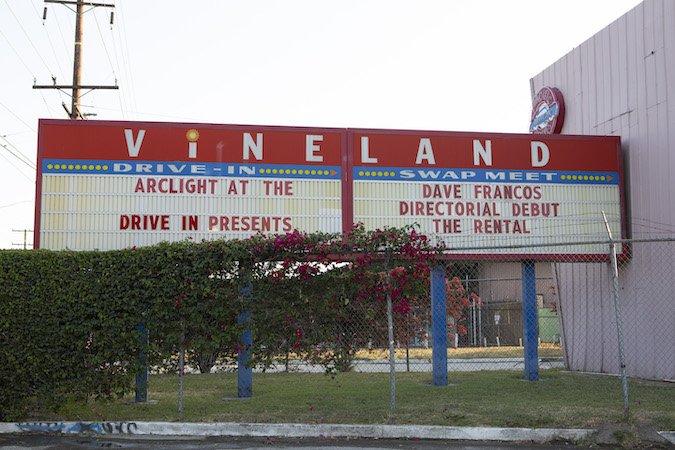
[0,421,594,442]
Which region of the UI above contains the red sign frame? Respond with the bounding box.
[35,119,626,261]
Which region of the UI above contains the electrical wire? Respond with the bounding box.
[29,0,68,105]
[0,136,36,170]
[115,0,139,117]
[0,150,34,182]
[50,0,74,60]
[78,103,200,122]
[0,26,36,77]
[0,200,33,210]
[108,10,128,119]
[90,2,117,82]
[86,0,128,120]
[3,0,55,75]
[29,0,67,79]
[0,101,37,133]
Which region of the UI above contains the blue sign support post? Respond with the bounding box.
[431,266,448,386]
[238,282,253,398]
[521,260,539,381]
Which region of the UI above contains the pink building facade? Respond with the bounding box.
[531,0,674,379]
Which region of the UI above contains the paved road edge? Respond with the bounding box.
[0,421,595,442]
[2,421,673,444]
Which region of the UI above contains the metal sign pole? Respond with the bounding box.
[431,266,448,386]
[521,260,539,381]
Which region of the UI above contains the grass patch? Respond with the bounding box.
[36,370,673,430]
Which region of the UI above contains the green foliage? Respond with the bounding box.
[0,225,462,419]
[0,250,144,419]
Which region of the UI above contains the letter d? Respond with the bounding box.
[531,141,550,167]
[114,163,132,173]
[120,215,130,230]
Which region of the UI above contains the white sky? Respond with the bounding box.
[0,0,644,249]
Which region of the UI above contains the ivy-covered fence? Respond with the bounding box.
[0,225,476,420]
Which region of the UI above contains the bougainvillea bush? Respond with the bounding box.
[0,225,479,419]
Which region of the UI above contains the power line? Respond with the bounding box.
[107,10,128,119]
[0,150,34,182]
[0,200,33,210]
[114,0,138,116]
[35,0,118,119]
[0,135,36,169]
[12,229,34,250]
[90,2,117,79]
[3,0,55,75]
[30,0,67,79]
[0,26,36,77]
[0,101,37,133]
[49,0,74,59]
[78,103,202,122]
[30,0,69,105]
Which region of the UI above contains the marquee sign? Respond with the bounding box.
[349,129,624,258]
[36,120,345,250]
[35,120,625,260]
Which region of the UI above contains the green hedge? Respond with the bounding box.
[0,226,449,420]
[0,241,246,420]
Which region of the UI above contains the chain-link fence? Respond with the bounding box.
[264,238,672,384]
[113,236,673,420]
[180,237,672,386]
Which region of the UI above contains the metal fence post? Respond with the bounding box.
[521,260,539,381]
[602,212,629,417]
[386,288,396,416]
[431,265,448,386]
[134,323,148,402]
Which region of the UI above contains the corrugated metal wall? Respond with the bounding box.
[531,0,675,379]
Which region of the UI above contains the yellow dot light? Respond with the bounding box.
[186,129,200,142]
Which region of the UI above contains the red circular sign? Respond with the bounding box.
[530,87,565,134]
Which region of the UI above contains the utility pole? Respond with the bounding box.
[33,0,117,119]
[12,229,33,250]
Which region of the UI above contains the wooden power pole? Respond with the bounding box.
[12,229,33,250]
[33,0,118,119]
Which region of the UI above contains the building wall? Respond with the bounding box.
[531,0,675,379]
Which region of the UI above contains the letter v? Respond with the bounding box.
[124,129,146,157]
